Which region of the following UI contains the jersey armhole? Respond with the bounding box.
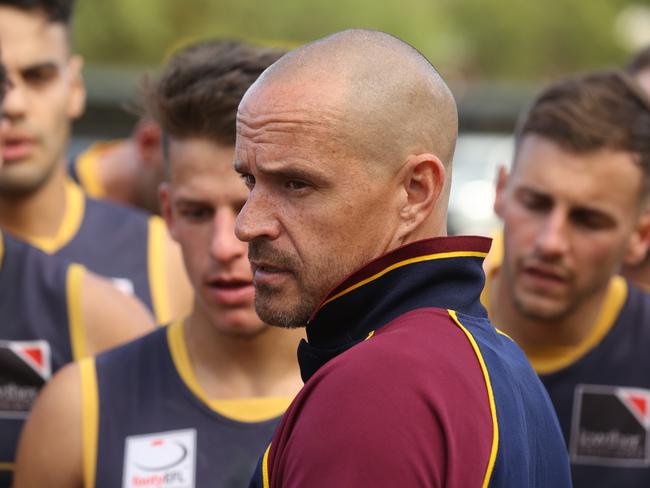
[79,357,99,488]
[148,216,169,325]
[67,263,87,360]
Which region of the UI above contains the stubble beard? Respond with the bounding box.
[249,240,347,329]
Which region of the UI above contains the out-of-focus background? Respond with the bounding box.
[72,0,650,235]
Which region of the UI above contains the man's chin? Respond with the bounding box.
[513,295,572,323]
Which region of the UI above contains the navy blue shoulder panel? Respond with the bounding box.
[0,232,73,483]
[94,328,279,488]
[454,312,572,487]
[56,196,153,311]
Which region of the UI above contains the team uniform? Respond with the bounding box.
[0,230,88,486]
[68,140,119,200]
[24,178,172,324]
[82,320,290,488]
[250,236,571,488]
[484,238,650,488]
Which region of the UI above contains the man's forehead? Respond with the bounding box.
[0,8,69,64]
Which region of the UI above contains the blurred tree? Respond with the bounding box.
[74,0,640,81]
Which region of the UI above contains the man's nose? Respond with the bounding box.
[535,209,569,258]
[3,78,27,119]
[210,209,246,263]
[235,188,280,243]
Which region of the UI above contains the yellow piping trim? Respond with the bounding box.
[448,309,498,488]
[27,179,85,254]
[167,321,288,423]
[525,277,627,375]
[148,216,169,325]
[2,178,87,254]
[0,462,13,471]
[75,144,107,198]
[79,357,99,488]
[67,263,87,360]
[262,443,271,488]
[365,330,375,340]
[322,251,488,308]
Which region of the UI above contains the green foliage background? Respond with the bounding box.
[74,0,642,81]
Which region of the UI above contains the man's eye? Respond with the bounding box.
[286,180,309,191]
[241,174,255,189]
[180,207,212,220]
[22,66,57,86]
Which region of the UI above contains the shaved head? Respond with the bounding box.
[235,30,458,328]
[240,29,458,174]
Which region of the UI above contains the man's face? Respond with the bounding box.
[234,85,404,328]
[161,137,263,336]
[0,7,85,195]
[495,135,649,321]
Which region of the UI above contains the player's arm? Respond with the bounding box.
[71,266,155,358]
[148,216,192,324]
[13,363,84,488]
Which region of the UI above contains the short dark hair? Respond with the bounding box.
[0,0,74,24]
[145,39,285,146]
[515,70,650,197]
[627,45,650,75]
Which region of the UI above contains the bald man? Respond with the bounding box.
[235,29,571,488]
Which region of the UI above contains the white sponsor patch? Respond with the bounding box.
[123,429,196,488]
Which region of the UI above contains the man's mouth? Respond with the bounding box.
[2,136,35,162]
[250,262,293,287]
[205,278,255,306]
[520,262,571,290]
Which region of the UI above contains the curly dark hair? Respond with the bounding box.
[145,39,285,146]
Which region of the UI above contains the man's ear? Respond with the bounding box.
[134,120,163,167]
[493,165,509,219]
[159,182,179,242]
[623,211,650,266]
[397,153,445,239]
[66,55,86,120]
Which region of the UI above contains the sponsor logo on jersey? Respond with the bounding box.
[570,384,650,467]
[0,340,51,418]
[123,429,196,488]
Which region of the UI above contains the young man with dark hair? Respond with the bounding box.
[0,0,191,324]
[14,39,304,488]
[486,70,650,487]
[0,42,154,486]
[236,29,570,487]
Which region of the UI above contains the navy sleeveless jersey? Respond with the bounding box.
[250,237,571,488]
[0,231,80,486]
[541,279,650,487]
[52,181,155,314]
[88,323,282,488]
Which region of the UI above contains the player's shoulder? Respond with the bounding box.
[308,307,488,401]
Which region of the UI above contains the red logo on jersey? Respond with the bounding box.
[6,340,52,380]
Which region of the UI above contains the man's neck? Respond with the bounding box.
[490,269,610,350]
[96,140,139,205]
[183,307,304,400]
[0,163,68,241]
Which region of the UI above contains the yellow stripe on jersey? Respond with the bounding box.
[27,179,85,254]
[448,309,499,488]
[148,216,169,325]
[262,443,271,488]
[167,320,291,423]
[67,263,87,361]
[0,462,13,471]
[524,276,627,375]
[79,357,99,488]
[75,143,109,198]
[209,397,291,423]
[321,251,488,309]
